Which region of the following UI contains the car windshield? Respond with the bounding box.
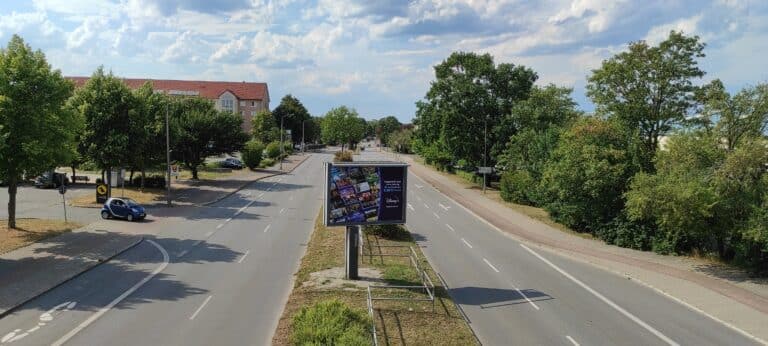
[124,198,139,207]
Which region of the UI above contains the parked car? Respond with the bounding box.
[220,157,244,169]
[101,197,146,221]
[34,172,70,189]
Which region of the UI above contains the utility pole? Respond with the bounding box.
[165,102,171,206]
[302,120,306,154]
[483,118,487,194]
[279,114,284,170]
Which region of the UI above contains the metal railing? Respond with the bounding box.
[361,230,436,345]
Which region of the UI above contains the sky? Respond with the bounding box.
[0,1,766,122]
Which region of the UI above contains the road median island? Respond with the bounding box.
[0,219,83,254]
[272,211,478,345]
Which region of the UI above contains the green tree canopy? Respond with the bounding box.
[320,106,365,151]
[0,35,78,228]
[170,97,248,179]
[272,94,311,144]
[252,109,277,143]
[587,31,706,171]
[698,79,768,151]
[376,116,402,145]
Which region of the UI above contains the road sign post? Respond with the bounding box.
[59,175,68,223]
[478,167,493,194]
[96,183,108,203]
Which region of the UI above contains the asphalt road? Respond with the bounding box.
[0,149,761,346]
[0,152,330,346]
[359,149,760,346]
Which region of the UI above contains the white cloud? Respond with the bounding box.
[66,17,108,50]
[160,31,208,63]
[644,14,703,44]
[549,0,626,33]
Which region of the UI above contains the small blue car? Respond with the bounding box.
[101,197,146,221]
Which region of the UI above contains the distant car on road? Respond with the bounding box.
[219,157,244,169]
[34,171,70,189]
[101,197,146,221]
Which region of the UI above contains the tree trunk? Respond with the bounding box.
[7,176,17,229]
[101,169,105,183]
[71,165,77,185]
[106,168,112,198]
[191,166,199,180]
[129,169,135,186]
[140,167,146,191]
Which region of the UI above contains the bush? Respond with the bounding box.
[131,174,165,189]
[333,151,353,162]
[595,213,656,251]
[265,141,282,159]
[242,139,265,169]
[365,224,410,240]
[500,170,534,205]
[259,158,276,168]
[290,300,370,346]
[284,142,294,155]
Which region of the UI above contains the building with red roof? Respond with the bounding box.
[68,77,270,132]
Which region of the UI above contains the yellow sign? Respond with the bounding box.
[97,184,107,195]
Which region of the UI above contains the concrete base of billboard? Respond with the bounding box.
[345,225,360,279]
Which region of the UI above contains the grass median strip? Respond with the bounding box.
[0,219,83,254]
[272,211,477,345]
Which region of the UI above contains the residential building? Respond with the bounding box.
[68,77,270,132]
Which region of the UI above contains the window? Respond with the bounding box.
[240,101,246,106]
[241,110,246,116]
[221,98,234,112]
[251,110,257,116]
[251,101,256,107]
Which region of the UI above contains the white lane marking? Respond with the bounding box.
[276,178,282,182]
[520,243,679,346]
[415,195,422,201]
[508,280,540,310]
[192,240,202,247]
[1,330,20,343]
[432,212,440,219]
[226,217,232,222]
[52,240,170,346]
[289,195,294,201]
[415,184,423,188]
[216,223,224,229]
[204,231,213,237]
[279,208,285,214]
[460,238,473,249]
[483,258,500,273]
[438,203,450,211]
[258,192,264,197]
[267,187,272,191]
[407,203,415,211]
[189,295,213,320]
[238,250,250,264]
[446,224,455,232]
[177,249,189,258]
[423,203,430,209]
[566,335,580,346]
[264,224,271,233]
[243,192,251,197]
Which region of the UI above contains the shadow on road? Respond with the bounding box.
[449,286,553,309]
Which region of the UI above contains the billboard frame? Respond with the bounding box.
[324,161,408,227]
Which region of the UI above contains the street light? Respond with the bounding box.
[301,119,306,154]
[279,113,284,171]
[165,102,171,206]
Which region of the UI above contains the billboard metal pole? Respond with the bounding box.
[345,225,360,280]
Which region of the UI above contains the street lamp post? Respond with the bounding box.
[483,117,487,194]
[302,120,306,154]
[279,114,284,171]
[165,102,171,206]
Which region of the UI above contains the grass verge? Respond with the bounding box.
[273,211,477,345]
[0,219,83,254]
[69,187,165,208]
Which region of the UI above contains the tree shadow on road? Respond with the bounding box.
[449,286,553,309]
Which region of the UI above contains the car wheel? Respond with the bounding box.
[101,211,110,219]
[127,214,134,222]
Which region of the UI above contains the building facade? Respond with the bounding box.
[68,77,270,132]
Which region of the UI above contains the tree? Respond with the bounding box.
[321,106,365,151]
[171,97,248,179]
[414,51,537,167]
[0,35,78,228]
[376,116,401,145]
[130,82,168,189]
[252,109,277,143]
[387,128,414,153]
[541,117,638,233]
[587,31,706,171]
[272,94,311,145]
[70,66,136,196]
[241,139,265,169]
[698,79,768,151]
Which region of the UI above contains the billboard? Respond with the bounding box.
[324,162,408,226]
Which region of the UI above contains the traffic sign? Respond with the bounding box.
[58,185,67,195]
[96,183,108,203]
[478,166,493,174]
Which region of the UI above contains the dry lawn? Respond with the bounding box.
[0,219,82,254]
[69,187,165,208]
[272,211,478,346]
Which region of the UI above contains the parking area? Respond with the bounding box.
[0,184,102,224]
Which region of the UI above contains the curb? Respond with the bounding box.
[0,235,145,319]
[200,154,311,207]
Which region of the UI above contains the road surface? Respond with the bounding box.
[0,152,330,346]
[360,149,760,346]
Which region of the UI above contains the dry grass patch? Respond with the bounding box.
[273,211,477,346]
[0,219,82,254]
[69,187,165,208]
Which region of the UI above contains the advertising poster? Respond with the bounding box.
[325,162,408,226]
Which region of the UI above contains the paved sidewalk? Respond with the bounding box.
[390,151,768,343]
[0,153,310,317]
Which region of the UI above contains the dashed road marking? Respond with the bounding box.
[407,203,415,211]
[438,203,450,211]
[264,224,271,233]
[216,223,224,229]
[461,238,473,249]
[483,258,500,273]
[189,295,213,320]
[279,208,285,214]
[509,280,540,310]
[566,336,579,346]
[423,203,430,209]
[432,212,440,219]
[238,250,250,264]
[446,224,455,232]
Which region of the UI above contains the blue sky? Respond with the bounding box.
[0,0,766,122]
